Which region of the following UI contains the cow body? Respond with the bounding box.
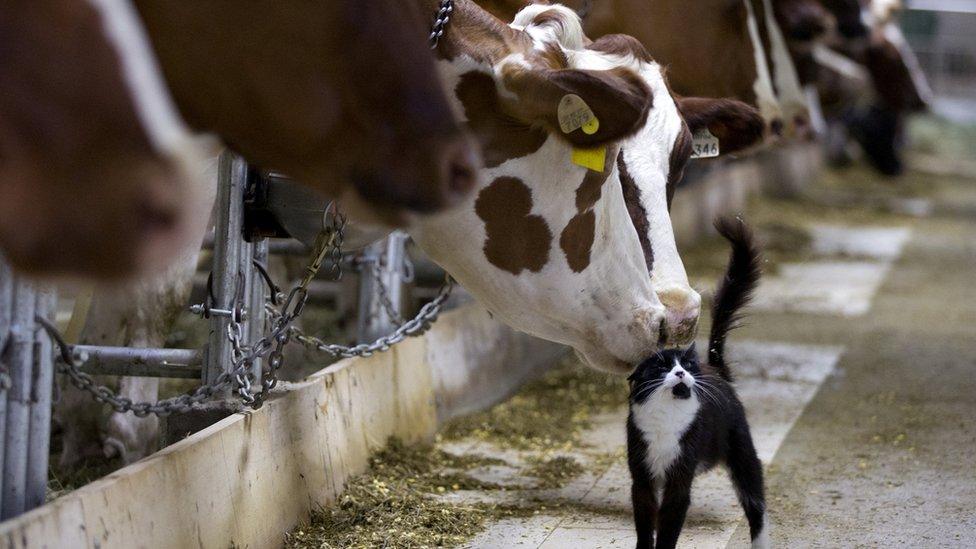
[0,0,477,280]
[413,3,763,372]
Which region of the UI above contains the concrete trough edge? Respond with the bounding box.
[0,303,565,549]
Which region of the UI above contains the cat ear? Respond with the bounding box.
[683,343,698,357]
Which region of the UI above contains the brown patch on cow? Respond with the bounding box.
[559,145,617,272]
[560,210,596,272]
[617,155,654,274]
[533,42,570,70]
[587,34,654,63]
[865,36,928,111]
[475,177,552,274]
[667,121,693,209]
[456,71,549,168]
[499,64,653,148]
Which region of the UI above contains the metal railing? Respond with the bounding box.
[0,150,444,520]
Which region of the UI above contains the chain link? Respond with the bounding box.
[223,206,346,408]
[37,200,452,415]
[289,277,452,359]
[37,316,234,417]
[429,0,454,49]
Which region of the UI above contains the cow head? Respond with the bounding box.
[133,0,481,229]
[477,0,789,141]
[411,4,763,373]
[0,1,211,279]
[1,0,481,280]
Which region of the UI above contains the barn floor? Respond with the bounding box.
[287,121,976,548]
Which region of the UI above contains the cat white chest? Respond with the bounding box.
[631,392,700,479]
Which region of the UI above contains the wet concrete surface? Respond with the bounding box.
[731,188,976,547]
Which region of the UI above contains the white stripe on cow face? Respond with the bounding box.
[412,16,675,373]
[759,0,810,136]
[86,0,197,157]
[742,0,783,128]
[615,60,702,346]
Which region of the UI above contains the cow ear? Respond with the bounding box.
[674,97,765,155]
[500,64,653,147]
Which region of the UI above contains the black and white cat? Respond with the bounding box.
[626,217,768,549]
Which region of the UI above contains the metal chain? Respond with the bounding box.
[429,0,454,49]
[37,316,234,417]
[33,201,453,415]
[224,206,347,408]
[356,253,406,327]
[37,210,347,415]
[289,277,452,359]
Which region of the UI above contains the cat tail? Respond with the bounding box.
[708,216,763,382]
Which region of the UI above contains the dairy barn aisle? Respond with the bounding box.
[283,117,976,549]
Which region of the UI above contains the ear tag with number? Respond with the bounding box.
[571,146,607,172]
[558,94,597,134]
[690,128,720,159]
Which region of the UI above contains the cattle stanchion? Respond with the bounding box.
[0,150,451,520]
[206,151,249,390]
[356,232,409,342]
[0,265,56,520]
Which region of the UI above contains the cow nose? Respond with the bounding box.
[440,136,479,198]
[657,285,702,345]
[675,370,685,379]
[769,118,784,137]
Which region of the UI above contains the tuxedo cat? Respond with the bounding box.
[627,217,768,549]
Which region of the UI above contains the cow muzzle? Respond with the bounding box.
[656,284,701,346]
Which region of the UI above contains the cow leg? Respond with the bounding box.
[57,156,217,470]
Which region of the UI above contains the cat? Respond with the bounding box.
[626,216,768,549]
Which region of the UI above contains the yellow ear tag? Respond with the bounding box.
[581,116,600,135]
[571,146,607,172]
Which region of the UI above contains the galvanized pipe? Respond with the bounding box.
[0,259,12,510]
[1,277,36,519]
[355,232,407,343]
[26,287,55,510]
[206,151,247,388]
[243,239,264,386]
[69,346,203,379]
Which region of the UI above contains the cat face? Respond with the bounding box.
[628,345,701,403]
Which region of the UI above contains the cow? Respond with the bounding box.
[411,2,764,372]
[59,1,764,466]
[771,0,834,86]
[815,0,930,174]
[0,0,478,280]
[478,0,812,139]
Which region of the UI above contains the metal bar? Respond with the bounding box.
[206,151,247,388]
[355,232,407,343]
[70,346,203,379]
[1,277,35,519]
[0,259,13,508]
[244,240,265,387]
[26,286,55,510]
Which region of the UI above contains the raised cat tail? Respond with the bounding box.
[708,216,763,382]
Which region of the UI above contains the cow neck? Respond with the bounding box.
[85,0,195,157]
[423,0,530,63]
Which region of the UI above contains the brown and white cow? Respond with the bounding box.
[478,0,811,139]
[411,2,764,372]
[815,0,930,174]
[0,0,478,280]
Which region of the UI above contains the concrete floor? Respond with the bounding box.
[433,163,976,547]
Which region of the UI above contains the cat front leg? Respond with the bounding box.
[654,472,693,549]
